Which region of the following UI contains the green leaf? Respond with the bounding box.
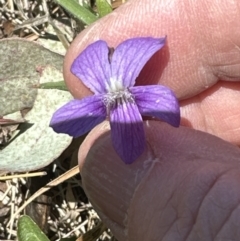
[39,81,68,91]
[17,215,50,241]
[55,0,98,25]
[96,0,112,17]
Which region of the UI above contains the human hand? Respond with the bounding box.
[64,0,240,240]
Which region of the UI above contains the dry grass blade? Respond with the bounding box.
[12,165,79,219]
[13,15,49,31]
[42,0,70,49]
[0,171,46,180]
[49,18,70,49]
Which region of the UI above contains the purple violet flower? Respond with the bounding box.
[50,37,180,164]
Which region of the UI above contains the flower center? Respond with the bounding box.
[103,89,134,114]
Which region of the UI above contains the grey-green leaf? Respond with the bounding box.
[0,39,72,172]
[0,38,64,116]
[17,215,50,241]
[55,0,98,25]
[0,89,72,172]
[96,0,112,17]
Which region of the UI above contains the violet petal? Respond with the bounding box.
[50,95,106,137]
[130,85,180,127]
[71,40,111,94]
[110,37,166,88]
[110,101,145,164]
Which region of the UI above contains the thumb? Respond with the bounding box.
[79,122,240,241]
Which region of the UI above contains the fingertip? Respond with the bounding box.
[63,33,92,99]
[63,0,170,99]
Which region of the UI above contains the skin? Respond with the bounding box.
[64,0,240,240]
